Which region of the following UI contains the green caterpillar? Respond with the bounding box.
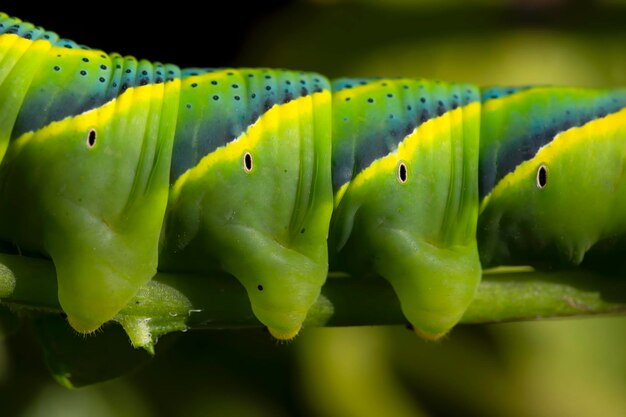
[1,13,625,340]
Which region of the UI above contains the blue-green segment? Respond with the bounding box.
[331,78,478,191]
[0,13,182,138]
[171,68,329,182]
[479,87,626,199]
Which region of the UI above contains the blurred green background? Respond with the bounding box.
[3,0,626,416]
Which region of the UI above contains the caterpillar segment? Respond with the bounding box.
[160,69,334,340]
[478,87,626,271]
[329,79,482,339]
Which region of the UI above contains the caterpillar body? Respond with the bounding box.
[1,13,626,340]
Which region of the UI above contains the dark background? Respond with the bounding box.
[2,3,291,67]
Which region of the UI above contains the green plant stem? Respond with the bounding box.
[1,253,626,347]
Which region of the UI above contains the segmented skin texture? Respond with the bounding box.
[330,79,481,337]
[478,87,626,270]
[0,14,334,339]
[1,13,626,339]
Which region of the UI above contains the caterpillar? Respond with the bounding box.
[1,12,626,340]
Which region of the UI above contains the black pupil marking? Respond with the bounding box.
[537,164,548,189]
[398,162,408,183]
[87,129,96,147]
[243,152,253,172]
[257,285,263,291]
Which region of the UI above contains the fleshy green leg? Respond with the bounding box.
[0,81,179,332]
[370,228,481,338]
[330,80,482,338]
[162,77,333,339]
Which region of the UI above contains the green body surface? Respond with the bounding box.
[0,14,335,338]
[159,69,334,339]
[2,12,626,341]
[329,79,482,338]
[0,35,180,331]
[478,87,626,271]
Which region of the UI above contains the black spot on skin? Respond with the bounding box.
[191,83,198,88]
[79,70,87,76]
[53,65,60,71]
[300,228,306,234]
[87,129,96,148]
[537,164,548,188]
[257,285,264,291]
[213,95,219,101]
[398,162,408,183]
[244,152,253,172]
[99,77,106,83]
[82,57,89,62]
[234,95,241,101]
[100,64,107,70]
[345,97,351,102]
[211,80,218,85]
[367,98,374,103]
[437,101,446,116]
